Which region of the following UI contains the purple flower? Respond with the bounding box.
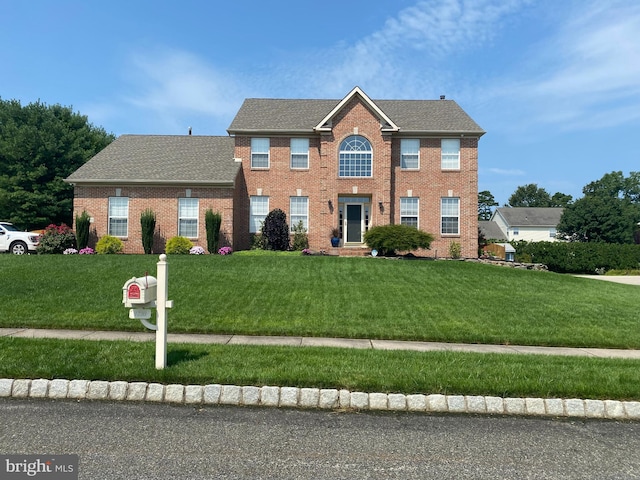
[218,246,233,255]
[79,247,95,255]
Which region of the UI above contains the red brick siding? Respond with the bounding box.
[73,185,234,254]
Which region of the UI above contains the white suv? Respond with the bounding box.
[0,222,41,254]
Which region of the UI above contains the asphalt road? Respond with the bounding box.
[1,398,639,479]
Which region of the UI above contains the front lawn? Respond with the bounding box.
[1,254,638,349]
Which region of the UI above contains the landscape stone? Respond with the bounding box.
[319,389,339,409]
[88,381,109,400]
[544,398,565,416]
[241,386,260,406]
[68,380,90,399]
[259,386,279,406]
[447,395,466,413]
[127,382,148,401]
[49,379,70,399]
[165,384,185,403]
[219,385,241,405]
[406,394,427,412]
[427,394,448,412]
[388,393,407,411]
[350,392,369,410]
[29,379,49,398]
[369,392,388,410]
[12,379,30,398]
[564,399,586,417]
[145,383,165,402]
[0,379,13,397]
[185,385,203,404]
[279,387,299,407]
[299,388,320,408]
[203,384,221,404]
[485,396,504,415]
[108,381,129,401]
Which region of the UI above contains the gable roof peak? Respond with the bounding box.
[313,86,399,133]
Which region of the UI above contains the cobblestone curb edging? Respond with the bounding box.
[1,378,639,420]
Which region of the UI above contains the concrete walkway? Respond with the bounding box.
[3,327,640,359]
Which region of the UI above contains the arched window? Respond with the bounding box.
[339,135,372,177]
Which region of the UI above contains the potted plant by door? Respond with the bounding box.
[330,228,341,247]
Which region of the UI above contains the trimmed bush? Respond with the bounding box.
[95,235,124,254]
[75,211,91,250]
[140,208,156,254]
[36,224,77,254]
[363,224,434,256]
[205,210,222,254]
[449,241,462,259]
[165,236,193,254]
[515,241,640,274]
[262,208,289,251]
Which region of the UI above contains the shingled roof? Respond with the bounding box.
[227,96,485,135]
[493,207,564,227]
[65,135,238,185]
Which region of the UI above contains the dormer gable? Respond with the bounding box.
[313,86,399,133]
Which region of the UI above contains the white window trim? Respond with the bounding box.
[289,196,309,232]
[440,197,460,235]
[290,138,309,169]
[339,135,373,178]
[400,139,420,170]
[400,197,419,228]
[250,195,269,233]
[251,138,270,169]
[441,138,460,170]
[108,196,129,237]
[178,198,199,238]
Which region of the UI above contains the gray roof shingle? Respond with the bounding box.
[65,135,238,185]
[227,98,484,135]
[479,220,507,241]
[495,207,564,227]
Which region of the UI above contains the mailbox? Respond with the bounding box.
[122,275,157,308]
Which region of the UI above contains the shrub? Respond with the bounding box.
[140,209,156,254]
[63,248,78,255]
[449,241,462,259]
[165,236,193,254]
[205,210,222,254]
[250,233,267,250]
[292,220,309,251]
[261,209,290,251]
[75,211,91,250]
[95,235,124,254]
[514,241,640,274]
[190,246,206,255]
[36,224,77,254]
[218,246,233,255]
[363,224,434,256]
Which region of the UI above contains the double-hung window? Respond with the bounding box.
[250,196,269,233]
[339,135,372,177]
[401,139,420,169]
[441,139,460,170]
[400,197,419,228]
[251,138,270,168]
[108,197,129,237]
[441,197,460,235]
[290,138,309,169]
[290,196,308,231]
[178,198,199,238]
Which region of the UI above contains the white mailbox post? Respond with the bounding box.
[122,254,173,369]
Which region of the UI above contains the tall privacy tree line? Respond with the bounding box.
[0,98,114,229]
[480,172,640,244]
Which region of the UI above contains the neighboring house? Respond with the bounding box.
[65,87,485,255]
[478,220,507,242]
[490,207,564,242]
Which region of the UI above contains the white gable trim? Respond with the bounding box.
[313,86,399,133]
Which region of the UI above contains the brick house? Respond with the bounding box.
[66,87,484,256]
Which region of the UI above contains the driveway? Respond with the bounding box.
[574,275,640,285]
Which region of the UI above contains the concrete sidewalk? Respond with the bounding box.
[3,327,640,359]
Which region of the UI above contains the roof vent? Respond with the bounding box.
[188,127,192,136]
[440,95,445,100]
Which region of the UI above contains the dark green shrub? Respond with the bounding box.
[250,233,266,250]
[363,224,434,256]
[262,209,289,251]
[140,208,156,254]
[292,220,309,251]
[205,209,222,254]
[75,211,91,250]
[165,236,193,254]
[95,235,123,254]
[515,241,640,273]
[36,224,77,254]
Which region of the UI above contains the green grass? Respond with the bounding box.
[1,337,639,400]
[1,254,638,349]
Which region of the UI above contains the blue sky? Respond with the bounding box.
[2,0,639,206]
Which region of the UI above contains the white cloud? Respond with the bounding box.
[303,0,532,97]
[490,0,640,131]
[124,49,245,118]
